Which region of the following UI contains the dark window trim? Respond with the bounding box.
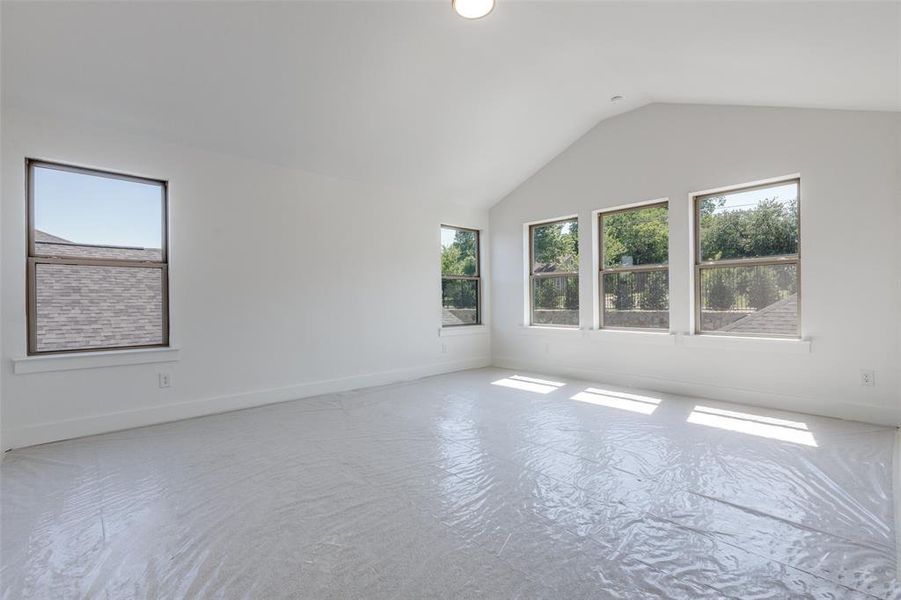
[26,158,170,355]
[598,201,670,331]
[440,224,481,327]
[692,177,801,339]
[528,217,579,328]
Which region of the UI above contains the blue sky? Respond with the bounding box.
[441,226,480,249]
[34,166,163,249]
[440,226,457,249]
[712,182,798,214]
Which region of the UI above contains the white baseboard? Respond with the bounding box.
[3,356,491,450]
[492,356,901,426]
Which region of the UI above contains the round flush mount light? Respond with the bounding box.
[453,0,495,19]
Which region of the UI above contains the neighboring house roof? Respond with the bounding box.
[442,308,468,326]
[34,230,73,244]
[442,307,479,327]
[720,294,798,336]
[33,230,164,352]
[35,230,162,262]
[442,308,462,325]
[533,265,576,275]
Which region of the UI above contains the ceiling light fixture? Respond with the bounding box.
[453,0,495,19]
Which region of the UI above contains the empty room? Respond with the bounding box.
[1,1,900,598]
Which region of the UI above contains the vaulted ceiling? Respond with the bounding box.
[3,1,899,208]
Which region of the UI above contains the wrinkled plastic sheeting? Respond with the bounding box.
[1,368,899,599]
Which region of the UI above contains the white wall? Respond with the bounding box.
[490,103,901,425]
[1,108,490,449]
[3,102,897,449]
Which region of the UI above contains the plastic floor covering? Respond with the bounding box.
[1,367,898,599]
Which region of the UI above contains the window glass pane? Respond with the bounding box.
[602,270,669,329]
[603,205,668,268]
[442,278,478,325]
[441,227,478,276]
[33,165,164,261]
[699,263,798,336]
[35,263,164,352]
[698,181,798,262]
[532,275,579,326]
[532,219,578,273]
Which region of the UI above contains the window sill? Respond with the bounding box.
[676,334,811,354]
[13,347,180,374]
[519,325,584,337]
[586,329,675,345]
[439,325,488,337]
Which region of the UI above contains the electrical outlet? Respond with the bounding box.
[158,372,172,388]
[860,369,875,387]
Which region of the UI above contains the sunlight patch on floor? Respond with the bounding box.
[570,388,662,414]
[687,405,817,446]
[491,375,566,394]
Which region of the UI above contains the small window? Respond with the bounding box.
[441,226,480,326]
[695,179,800,337]
[599,202,669,330]
[529,218,579,327]
[27,160,169,354]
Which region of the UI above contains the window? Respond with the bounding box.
[441,225,480,326]
[694,178,800,337]
[529,218,579,327]
[27,160,169,354]
[599,202,669,330]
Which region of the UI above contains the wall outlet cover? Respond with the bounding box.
[158,372,172,388]
[860,369,876,387]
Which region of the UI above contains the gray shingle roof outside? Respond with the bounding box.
[36,242,161,261]
[719,294,798,336]
[35,229,161,261]
[442,308,477,326]
[34,231,164,352]
[34,230,72,244]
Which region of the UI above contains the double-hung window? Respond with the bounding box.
[599,202,669,330]
[694,178,800,337]
[441,225,481,326]
[529,218,579,327]
[27,159,169,354]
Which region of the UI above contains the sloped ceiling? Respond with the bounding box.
[2,1,899,208]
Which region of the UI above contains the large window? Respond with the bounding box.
[694,179,800,337]
[529,218,579,327]
[599,202,669,330]
[27,160,169,354]
[441,225,480,326]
